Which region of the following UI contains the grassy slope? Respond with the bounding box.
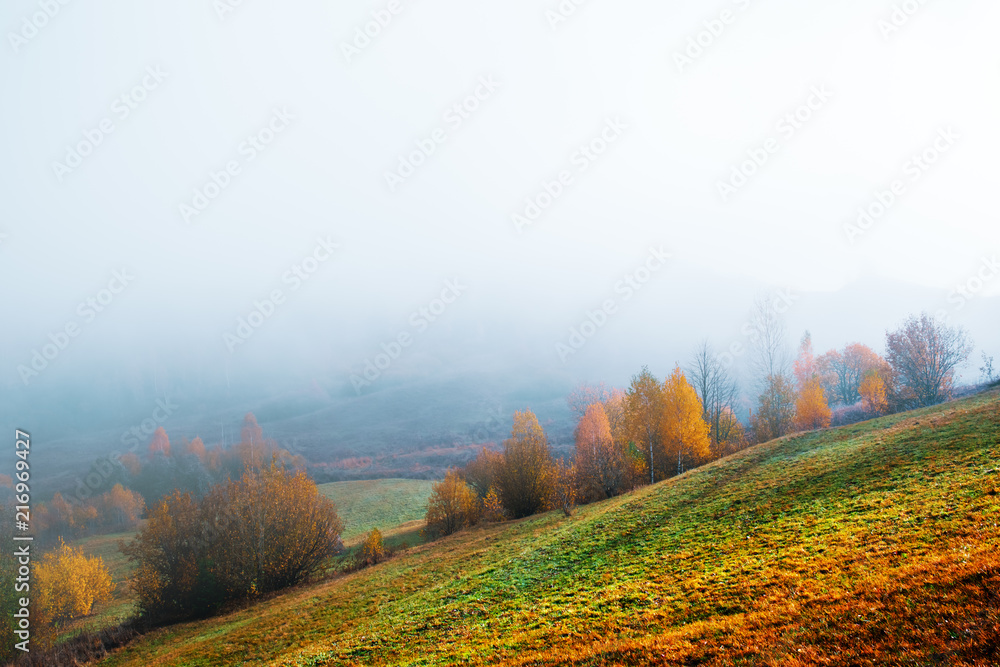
[100,391,1000,666]
[317,478,433,543]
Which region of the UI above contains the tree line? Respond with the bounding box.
[424,308,979,536]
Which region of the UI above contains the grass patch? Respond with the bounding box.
[317,478,433,542]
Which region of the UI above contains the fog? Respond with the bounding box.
[1,0,998,484]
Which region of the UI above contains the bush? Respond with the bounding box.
[34,539,115,624]
[425,470,481,537]
[495,411,554,519]
[122,461,343,622]
[359,528,385,567]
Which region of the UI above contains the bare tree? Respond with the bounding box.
[885,313,973,407]
[747,294,791,387]
[688,340,741,454]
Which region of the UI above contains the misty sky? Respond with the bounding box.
[2,0,998,416]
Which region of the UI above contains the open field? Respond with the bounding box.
[316,478,434,543]
[94,390,1000,666]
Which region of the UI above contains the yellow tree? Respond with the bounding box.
[624,367,664,484]
[359,528,385,566]
[859,370,889,416]
[659,366,711,477]
[495,410,554,519]
[425,469,481,536]
[794,377,832,430]
[101,483,145,531]
[34,540,114,624]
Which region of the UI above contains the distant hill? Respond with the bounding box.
[97,389,1000,666]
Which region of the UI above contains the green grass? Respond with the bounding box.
[317,478,433,542]
[97,391,1000,666]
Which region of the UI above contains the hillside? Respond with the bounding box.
[98,390,1000,666]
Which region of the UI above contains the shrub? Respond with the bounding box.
[122,461,343,622]
[425,470,481,537]
[34,539,115,624]
[495,411,554,519]
[359,528,385,567]
[482,487,506,523]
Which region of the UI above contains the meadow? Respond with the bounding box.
[92,389,999,666]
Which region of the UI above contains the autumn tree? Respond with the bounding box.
[494,410,554,519]
[123,462,343,621]
[148,426,171,458]
[462,447,503,499]
[359,528,385,566]
[425,469,481,537]
[752,374,796,443]
[885,313,974,407]
[816,343,886,405]
[602,388,629,447]
[121,490,212,620]
[184,436,207,461]
[792,333,832,431]
[574,403,642,502]
[99,483,146,531]
[859,370,889,416]
[688,341,741,458]
[206,461,344,598]
[659,367,711,477]
[34,540,114,624]
[714,407,748,457]
[624,367,664,484]
[794,378,832,430]
[482,487,506,522]
[549,458,577,517]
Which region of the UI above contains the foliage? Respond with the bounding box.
[859,369,890,416]
[659,366,711,477]
[547,458,577,517]
[425,470,481,537]
[574,403,642,502]
[147,427,170,458]
[794,377,832,430]
[359,528,385,567]
[482,487,506,523]
[624,367,664,484]
[752,374,796,442]
[34,539,115,625]
[688,341,741,458]
[121,462,343,622]
[816,343,885,406]
[462,448,504,499]
[495,411,554,519]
